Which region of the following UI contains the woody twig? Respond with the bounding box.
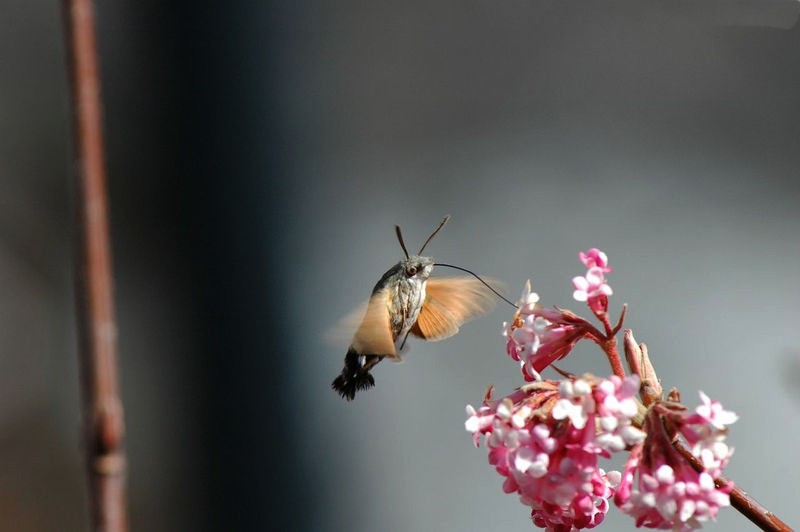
[63,0,128,530]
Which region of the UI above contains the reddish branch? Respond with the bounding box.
[63,0,129,530]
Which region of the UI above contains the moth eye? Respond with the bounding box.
[406,266,418,276]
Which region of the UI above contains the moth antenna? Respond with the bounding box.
[395,225,410,259]
[434,262,518,309]
[418,215,451,255]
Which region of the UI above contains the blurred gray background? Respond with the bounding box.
[1,1,799,531]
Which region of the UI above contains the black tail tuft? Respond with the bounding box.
[332,350,379,401]
[331,372,374,401]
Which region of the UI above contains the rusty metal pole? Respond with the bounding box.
[63,0,128,530]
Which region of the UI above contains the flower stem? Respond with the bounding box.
[599,313,613,336]
[601,336,626,379]
[611,304,627,336]
[586,324,626,378]
[673,439,792,531]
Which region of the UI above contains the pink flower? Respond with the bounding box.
[592,376,646,452]
[690,392,739,431]
[572,267,613,313]
[579,248,612,273]
[573,249,613,314]
[677,392,737,478]
[615,394,736,530]
[467,375,643,531]
[504,283,593,380]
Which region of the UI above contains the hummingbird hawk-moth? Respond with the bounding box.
[331,216,503,401]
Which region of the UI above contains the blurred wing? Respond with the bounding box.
[324,300,366,350]
[347,288,398,358]
[410,277,502,341]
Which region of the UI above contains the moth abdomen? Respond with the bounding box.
[331,349,381,401]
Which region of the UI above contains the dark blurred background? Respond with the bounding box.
[1,1,799,531]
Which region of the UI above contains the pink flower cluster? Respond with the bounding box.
[572,248,613,315]
[503,282,592,381]
[474,248,740,531]
[466,375,645,531]
[615,392,737,530]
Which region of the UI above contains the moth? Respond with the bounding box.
[332,216,503,401]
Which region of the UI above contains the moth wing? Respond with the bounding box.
[410,277,501,341]
[410,297,460,341]
[324,301,366,349]
[344,288,398,358]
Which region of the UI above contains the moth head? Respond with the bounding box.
[402,255,434,280]
[394,216,450,282]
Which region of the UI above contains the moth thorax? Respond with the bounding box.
[388,276,427,339]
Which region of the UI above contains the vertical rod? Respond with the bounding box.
[62,0,128,530]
